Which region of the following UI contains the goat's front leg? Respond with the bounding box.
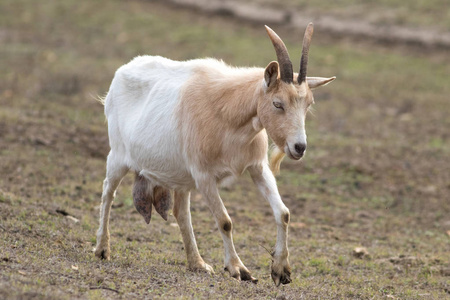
[248,164,291,286]
[196,176,257,283]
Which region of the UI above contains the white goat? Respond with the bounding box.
[94,24,335,285]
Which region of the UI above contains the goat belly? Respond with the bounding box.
[132,174,153,224]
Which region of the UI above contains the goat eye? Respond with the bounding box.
[273,101,283,110]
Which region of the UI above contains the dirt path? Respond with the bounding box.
[159,0,450,50]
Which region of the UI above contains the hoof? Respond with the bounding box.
[225,266,258,283]
[271,266,292,286]
[189,262,215,275]
[94,248,110,260]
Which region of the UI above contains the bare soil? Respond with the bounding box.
[161,0,450,50]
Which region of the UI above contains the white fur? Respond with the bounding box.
[106,56,196,190]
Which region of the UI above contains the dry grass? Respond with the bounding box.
[0,0,449,299]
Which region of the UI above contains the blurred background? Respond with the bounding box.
[1,0,449,299]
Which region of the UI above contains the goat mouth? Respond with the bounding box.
[285,146,302,160]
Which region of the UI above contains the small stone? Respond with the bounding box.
[352,247,369,258]
[66,215,80,223]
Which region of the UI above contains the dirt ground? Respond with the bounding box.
[162,0,450,49]
[0,0,449,299]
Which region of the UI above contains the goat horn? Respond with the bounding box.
[298,23,314,84]
[265,25,293,83]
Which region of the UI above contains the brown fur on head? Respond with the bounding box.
[261,26,336,173]
[257,61,314,161]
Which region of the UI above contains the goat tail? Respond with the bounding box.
[269,144,285,176]
[96,93,108,105]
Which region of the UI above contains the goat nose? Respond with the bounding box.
[294,143,306,156]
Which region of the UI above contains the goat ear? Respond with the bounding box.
[264,61,279,89]
[307,76,336,89]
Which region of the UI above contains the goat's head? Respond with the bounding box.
[256,24,335,163]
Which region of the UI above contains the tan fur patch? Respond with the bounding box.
[178,67,267,172]
[178,63,314,176]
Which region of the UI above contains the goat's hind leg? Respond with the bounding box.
[196,177,257,282]
[94,152,128,260]
[173,190,214,274]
